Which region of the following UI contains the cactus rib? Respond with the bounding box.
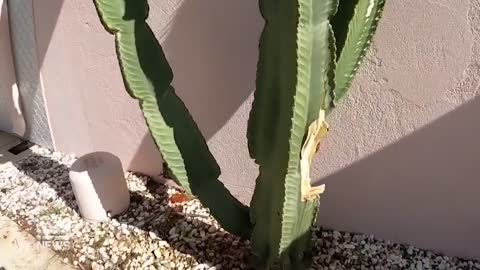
[332,0,386,103]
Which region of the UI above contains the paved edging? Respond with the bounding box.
[0,215,75,270]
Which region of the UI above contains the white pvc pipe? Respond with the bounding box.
[69,152,130,222]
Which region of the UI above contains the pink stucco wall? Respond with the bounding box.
[30,0,479,259]
[32,0,163,175]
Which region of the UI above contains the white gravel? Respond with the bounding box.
[0,146,479,270]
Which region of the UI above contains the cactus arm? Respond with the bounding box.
[332,0,386,103]
[93,0,251,237]
[248,0,299,263]
[248,0,338,268]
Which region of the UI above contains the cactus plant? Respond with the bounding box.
[93,0,385,268]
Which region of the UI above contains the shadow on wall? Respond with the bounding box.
[129,0,262,172]
[0,0,24,136]
[30,0,64,66]
[315,96,480,260]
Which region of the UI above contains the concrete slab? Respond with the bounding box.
[0,133,19,149]
[0,216,76,270]
[0,132,33,171]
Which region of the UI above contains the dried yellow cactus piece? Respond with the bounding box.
[300,109,329,201]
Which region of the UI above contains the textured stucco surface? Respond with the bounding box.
[313,0,480,260]
[31,0,480,259]
[7,0,54,147]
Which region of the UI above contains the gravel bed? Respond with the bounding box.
[0,146,479,270]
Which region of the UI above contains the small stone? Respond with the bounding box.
[141,255,154,267]
[195,264,211,270]
[100,252,110,261]
[91,262,103,270]
[149,231,158,239]
[111,254,119,264]
[168,234,179,240]
[154,249,162,259]
[118,241,127,251]
[208,226,217,233]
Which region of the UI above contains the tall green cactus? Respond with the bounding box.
[93,0,385,269]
